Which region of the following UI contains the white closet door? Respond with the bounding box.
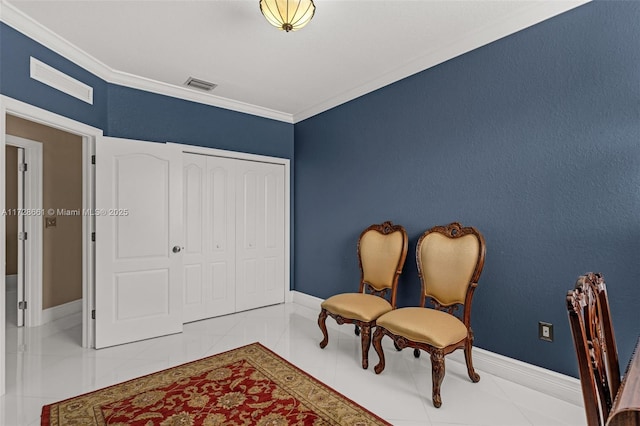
[206,156,237,316]
[182,153,236,322]
[235,161,285,311]
[182,153,206,322]
[95,137,183,348]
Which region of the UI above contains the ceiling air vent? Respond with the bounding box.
[184,77,217,92]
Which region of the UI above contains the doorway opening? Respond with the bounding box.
[1,97,101,395]
[5,115,84,331]
[1,97,99,344]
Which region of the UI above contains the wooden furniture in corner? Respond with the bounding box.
[567,273,621,426]
[607,336,640,426]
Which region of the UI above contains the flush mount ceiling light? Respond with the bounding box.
[260,0,315,32]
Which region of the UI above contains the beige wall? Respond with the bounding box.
[6,115,83,309]
[5,146,18,276]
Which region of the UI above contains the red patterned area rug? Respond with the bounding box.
[41,342,390,426]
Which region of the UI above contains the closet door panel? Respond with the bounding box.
[236,162,285,311]
[265,257,277,292]
[182,154,236,322]
[240,170,258,249]
[184,265,203,305]
[184,161,204,255]
[205,157,236,317]
[211,262,228,300]
[182,154,208,322]
[263,165,285,299]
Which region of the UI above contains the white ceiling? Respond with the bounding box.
[4,0,588,123]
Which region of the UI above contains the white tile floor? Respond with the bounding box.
[2,290,587,426]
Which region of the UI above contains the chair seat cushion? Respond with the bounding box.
[376,307,468,349]
[321,293,393,322]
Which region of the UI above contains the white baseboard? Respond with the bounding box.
[285,289,294,303]
[290,290,583,407]
[469,347,581,406]
[5,275,17,292]
[41,299,82,324]
[292,290,344,333]
[292,290,322,311]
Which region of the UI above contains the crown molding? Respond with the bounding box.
[292,0,590,123]
[0,0,294,124]
[1,0,589,125]
[107,68,294,123]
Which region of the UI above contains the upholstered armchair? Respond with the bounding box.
[318,221,408,369]
[372,222,486,407]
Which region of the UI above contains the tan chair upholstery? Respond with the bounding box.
[318,221,408,369]
[372,222,486,408]
[566,273,620,426]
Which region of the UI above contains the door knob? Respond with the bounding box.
[172,246,181,253]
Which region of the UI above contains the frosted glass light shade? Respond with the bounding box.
[260,0,316,32]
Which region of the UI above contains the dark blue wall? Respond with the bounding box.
[294,1,640,377]
[106,85,293,158]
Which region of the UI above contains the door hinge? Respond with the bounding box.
[18,231,28,241]
[91,155,96,165]
[18,301,27,310]
[91,310,96,320]
[19,163,28,172]
[91,232,95,242]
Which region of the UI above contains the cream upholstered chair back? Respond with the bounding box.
[417,223,485,308]
[358,222,407,294]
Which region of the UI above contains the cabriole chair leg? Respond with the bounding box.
[431,349,445,408]
[318,309,329,349]
[360,324,371,369]
[464,334,480,382]
[372,328,386,374]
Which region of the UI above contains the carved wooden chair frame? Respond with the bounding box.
[566,272,620,426]
[372,222,486,407]
[318,221,408,369]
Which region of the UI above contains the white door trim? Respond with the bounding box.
[0,95,103,396]
[169,143,292,303]
[5,135,43,328]
[16,146,24,327]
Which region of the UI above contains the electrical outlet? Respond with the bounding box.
[539,322,553,342]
